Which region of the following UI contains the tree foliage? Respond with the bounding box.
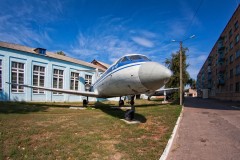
[165,47,190,88]
[56,51,66,56]
[165,47,190,102]
[187,78,196,89]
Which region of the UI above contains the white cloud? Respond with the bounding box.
[0,0,65,47]
[131,36,154,48]
[68,16,159,63]
[186,46,208,79]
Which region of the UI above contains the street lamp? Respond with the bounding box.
[172,35,195,106]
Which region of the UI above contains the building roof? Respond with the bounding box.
[0,41,102,70]
[91,59,110,70]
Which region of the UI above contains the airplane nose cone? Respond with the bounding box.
[139,62,172,90]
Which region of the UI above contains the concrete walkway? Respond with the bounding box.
[167,97,240,160]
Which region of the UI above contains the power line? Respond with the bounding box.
[234,0,239,7]
[184,0,204,36]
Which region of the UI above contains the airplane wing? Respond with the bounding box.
[6,82,99,97]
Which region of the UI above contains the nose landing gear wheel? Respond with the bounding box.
[125,95,135,121]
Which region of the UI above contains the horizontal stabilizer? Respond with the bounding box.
[146,87,179,96]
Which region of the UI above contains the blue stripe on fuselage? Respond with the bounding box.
[93,61,146,88]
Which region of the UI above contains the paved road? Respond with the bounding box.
[167,97,240,160]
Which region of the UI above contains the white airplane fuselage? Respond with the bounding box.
[92,54,172,98]
[95,62,146,97]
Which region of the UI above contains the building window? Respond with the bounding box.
[225,47,228,53]
[229,29,233,38]
[235,21,239,30]
[230,55,233,63]
[236,65,240,75]
[236,82,240,92]
[230,69,233,78]
[53,69,64,94]
[70,72,79,90]
[11,62,24,92]
[0,60,2,91]
[235,34,239,44]
[230,41,233,49]
[230,84,233,91]
[85,75,92,85]
[33,65,45,93]
[85,75,92,91]
[236,50,240,59]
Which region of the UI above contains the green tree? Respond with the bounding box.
[56,51,66,56]
[187,78,196,89]
[165,47,190,102]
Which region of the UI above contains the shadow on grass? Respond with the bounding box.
[94,102,147,123]
[0,102,48,114]
[149,98,164,102]
[0,101,83,114]
[134,103,167,108]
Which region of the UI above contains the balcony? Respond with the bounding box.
[207,66,211,73]
[217,72,225,85]
[218,56,225,63]
[218,46,225,52]
[217,36,225,51]
[217,78,225,85]
[217,65,225,73]
[207,56,212,66]
[208,75,212,81]
[207,83,212,89]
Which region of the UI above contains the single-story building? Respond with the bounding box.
[0,41,104,102]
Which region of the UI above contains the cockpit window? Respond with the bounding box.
[120,57,129,63]
[128,55,142,61]
[128,55,151,61]
[140,56,151,61]
[116,55,151,65]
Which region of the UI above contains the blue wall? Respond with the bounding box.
[0,47,97,102]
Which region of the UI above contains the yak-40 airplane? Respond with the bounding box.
[8,54,172,120]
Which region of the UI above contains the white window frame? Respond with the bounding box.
[85,74,92,91]
[0,59,2,92]
[85,74,92,85]
[53,68,64,95]
[70,72,79,90]
[11,62,25,93]
[33,65,45,94]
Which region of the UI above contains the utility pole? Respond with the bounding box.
[172,35,195,106]
[179,41,183,106]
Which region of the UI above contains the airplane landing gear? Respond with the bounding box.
[119,100,124,106]
[119,97,124,107]
[125,95,135,121]
[83,97,89,107]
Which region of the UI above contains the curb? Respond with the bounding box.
[159,106,184,160]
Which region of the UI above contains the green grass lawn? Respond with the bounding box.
[0,99,181,160]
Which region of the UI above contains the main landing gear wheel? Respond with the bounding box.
[119,100,124,106]
[125,95,135,121]
[83,99,89,107]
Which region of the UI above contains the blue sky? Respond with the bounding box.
[0,0,239,79]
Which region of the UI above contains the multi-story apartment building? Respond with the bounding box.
[197,5,240,101]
